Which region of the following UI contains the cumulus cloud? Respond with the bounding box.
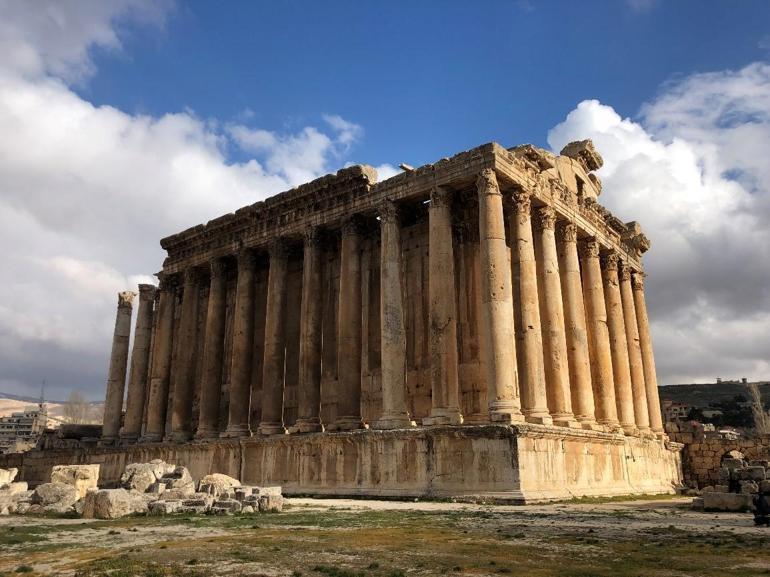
[0,1,396,399]
[548,63,770,384]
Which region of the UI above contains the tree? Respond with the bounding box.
[749,382,770,434]
[63,390,90,424]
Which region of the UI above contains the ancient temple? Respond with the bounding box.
[89,140,681,501]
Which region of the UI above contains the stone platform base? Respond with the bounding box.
[2,425,683,503]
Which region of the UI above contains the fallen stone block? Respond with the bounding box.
[721,458,746,471]
[703,491,753,512]
[242,505,255,514]
[740,481,759,494]
[50,465,100,500]
[82,488,148,519]
[714,484,729,493]
[179,505,208,514]
[743,466,766,481]
[32,482,79,509]
[162,466,195,495]
[691,497,704,511]
[121,460,176,493]
[759,480,770,493]
[702,486,714,493]
[5,482,29,495]
[148,500,183,515]
[258,494,283,512]
[256,486,282,497]
[147,482,166,495]
[750,460,770,468]
[0,468,18,486]
[213,499,242,512]
[198,473,241,497]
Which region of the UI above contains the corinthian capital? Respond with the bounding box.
[511,190,531,216]
[210,258,227,280]
[117,291,137,308]
[536,206,556,231]
[341,216,365,238]
[476,168,500,196]
[618,261,631,282]
[268,239,288,261]
[237,248,258,271]
[631,271,646,291]
[138,284,158,301]
[378,200,400,224]
[182,267,200,287]
[579,237,600,259]
[601,251,619,272]
[558,222,578,243]
[429,186,453,209]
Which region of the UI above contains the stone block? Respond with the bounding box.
[198,473,241,497]
[147,482,166,495]
[51,464,100,500]
[744,466,766,481]
[82,488,148,519]
[0,468,18,486]
[121,460,176,493]
[750,460,770,468]
[242,505,255,514]
[691,497,704,511]
[722,458,746,471]
[163,466,195,495]
[702,486,714,493]
[257,494,283,512]
[759,480,770,493]
[32,482,79,509]
[212,499,242,512]
[5,482,28,495]
[148,500,183,515]
[703,492,753,512]
[714,484,729,493]
[740,481,759,494]
[256,486,282,497]
[718,468,730,481]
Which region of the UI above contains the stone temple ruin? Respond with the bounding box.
[4,140,683,502]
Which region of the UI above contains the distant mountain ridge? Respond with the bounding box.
[659,381,770,408]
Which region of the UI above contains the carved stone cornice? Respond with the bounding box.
[536,206,556,231]
[558,222,578,243]
[579,237,600,260]
[117,291,137,308]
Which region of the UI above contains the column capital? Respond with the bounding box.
[137,284,157,301]
[302,226,324,247]
[476,168,500,196]
[579,237,600,259]
[558,222,578,243]
[618,260,632,282]
[268,238,289,260]
[117,291,137,308]
[182,267,200,286]
[237,248,258,271]
[536,206,556,231]
[631,271,646,291]
[511,190,532,216]
[429,186,453,208]
[210,257,228,279]
[601,251,619,273]
[378,199,401,224]
[156,272,177,292]
[341,215,365,237]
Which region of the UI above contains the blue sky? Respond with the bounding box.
[0,0,769,400]
[82,1,770,169]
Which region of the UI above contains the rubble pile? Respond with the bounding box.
[692,458,770,512]
[0,461,283,519]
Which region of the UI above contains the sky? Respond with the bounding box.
[0,0,769,401]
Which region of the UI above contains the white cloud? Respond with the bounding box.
[0,1,392,399]
[548,63,770,384]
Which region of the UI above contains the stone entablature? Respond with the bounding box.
[159,143,647,275]
[99,138,665,449]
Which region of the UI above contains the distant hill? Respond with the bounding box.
[0,393,103,423]
[659,381,770,408]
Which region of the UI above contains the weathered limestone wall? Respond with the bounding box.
[669,431,770,488]
[4,426,681,502]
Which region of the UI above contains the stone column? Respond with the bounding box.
[296,228,324,433]
[535,207,576,427]
[142,277,176,442]
[196,258,228,439]
[632,272,665,436]
[334,218,365,430]
[602,252,637,435]
[223,250,257,437]
[259,240,289,435]
[557,224,597,429]
[580,238,620,431]
[424,186,463,426]
[120,284,156,442]
[510,191,551,425]
[168,268,200,442]
[101,291,137,443]
[620,262,651,434]
[476,169,524,424]
[373,201,415,429]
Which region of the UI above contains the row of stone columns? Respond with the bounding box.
[474,168,663,436]
[101,168,664,441]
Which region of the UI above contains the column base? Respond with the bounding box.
[621,423,639,436]
[523,411,554,426]
[139,433,163,443]
[194,427,220,440]
[295,418,324,433]
[489,406,527,424]
[333,416,366,431]
[118,433,139,444]
[551,415,581,428]
[423,408,464,426]
[97,437,118,447]
[463,413,490,424]
[219,426,251,439]
[166,431,193,443]
[258,422,288,436]
[578,420,604,431]
[599,421,624,434]
[371,413,416,430]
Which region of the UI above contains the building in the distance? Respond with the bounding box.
[0,404,49,454]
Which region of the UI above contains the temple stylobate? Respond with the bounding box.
[96,139,681,502]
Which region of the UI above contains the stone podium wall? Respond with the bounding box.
[3,425,681,503]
